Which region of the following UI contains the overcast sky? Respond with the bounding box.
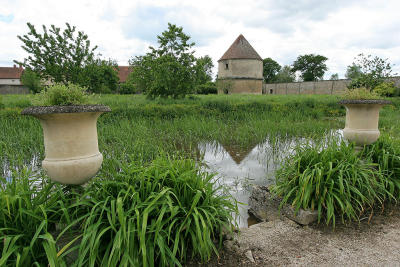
[1,0,399,79]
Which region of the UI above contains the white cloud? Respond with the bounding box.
[1,0,399,79]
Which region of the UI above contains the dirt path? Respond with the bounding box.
[190,206,400,266]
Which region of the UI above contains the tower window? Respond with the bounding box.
[225,63,229,70]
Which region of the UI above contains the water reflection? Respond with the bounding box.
[199,130,343,228]
[2,130,343,228]
[2,155,40,182]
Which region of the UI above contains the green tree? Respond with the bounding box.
[15,22,97,84]
[81,59,119,93]
[263,58,281,83]
[348,54,396,90]
[345,64,362,79]
[292,54,328,81]
[15,22,118,92]
[194,55,214,86]
[20,68,42,93]
[119,71,138,94]
[129,23,197,98]
[330,73,339,80]
[275,65,295,83]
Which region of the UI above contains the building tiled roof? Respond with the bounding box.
[117,66,133,83]
[0,65,24,79]
[218,34,262,62]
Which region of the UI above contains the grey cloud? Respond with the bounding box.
[245,0,357,34]
[121,5,221,47]
[346,24,400,50]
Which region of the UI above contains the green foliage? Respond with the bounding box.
[373,82,397,97]
[292,54,328,81]
[70,156,236,266]
[263,58,281,83]
[0,157,236,266]
[194,55,214,86]
[81,59,119,94]
[361,136,400,198]
[345,64,362,80]
[15,22,97,84]
[15,23,118,93]
[20,69,43,93]
[0,95,3,109]
[275,65,295,83]
[0,170,75,266]
[342,87,381,100]
[33,82,92,106]
[330,73,339,80]
[196,81,217,95]
[119,81,137,94]
[272,140,396,227]
[348,54,396,90]
[129,23,197,98]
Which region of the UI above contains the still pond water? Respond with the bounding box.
[2,130,343,228]
[199,130,343,228]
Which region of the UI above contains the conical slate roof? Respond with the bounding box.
[218,34,262,62]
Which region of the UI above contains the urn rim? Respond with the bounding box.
[21,104,111,115]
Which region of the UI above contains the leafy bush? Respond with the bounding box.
[20,69,43,93]
[119,81,137,94]
[33,82,92,106]
[0,95,3,109]
[196,81,217,95]
[272,141,392,226]
[342,87,381,100]
[70,156,236,266]
[129,24,198,99]
[373,82,397,97]
[347,54,395,90]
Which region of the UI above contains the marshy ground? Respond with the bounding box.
[2,94,400,266]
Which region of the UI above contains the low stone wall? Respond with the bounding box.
[0,85,29,95]
[263,76,400,95]
[218,79,262,94]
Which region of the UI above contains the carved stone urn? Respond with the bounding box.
[338,99,391,150]
[22,105,111,185]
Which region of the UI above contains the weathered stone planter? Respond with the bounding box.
[22,105,111,185]
[338,99,391,150]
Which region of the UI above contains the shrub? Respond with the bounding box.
[0,95,3,109]
[272,141,391,226]
[373,82,397,97]
[20,69,43,93]
[342,87,381,100]
[196,82,217,95]
[33,82,92,106]
[119,81,137,94]
[70,156,237,266]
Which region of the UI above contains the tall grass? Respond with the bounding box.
[272,137,400,227]
[69,156,237,266]
[0,169,77,266]
[1,156,237,266]
[1,94,347,173]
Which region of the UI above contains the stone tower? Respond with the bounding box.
[217,34,263,94]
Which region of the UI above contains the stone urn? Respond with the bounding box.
[338,99,391,150]
[22,105,111,185]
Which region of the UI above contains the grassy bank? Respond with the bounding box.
[1,94,400,265]
[1,94,347,170]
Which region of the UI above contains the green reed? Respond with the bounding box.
[272,137,400,227]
